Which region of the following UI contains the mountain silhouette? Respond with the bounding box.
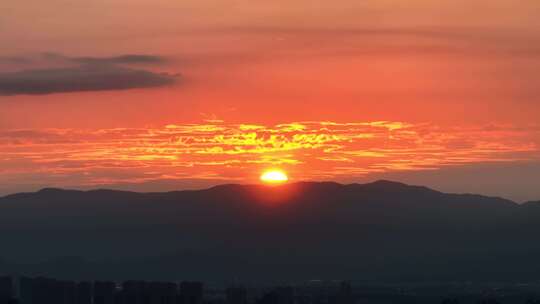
[1,181,539,283]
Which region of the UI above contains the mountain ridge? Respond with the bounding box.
[0,179,521,205]
[0,180,538,282]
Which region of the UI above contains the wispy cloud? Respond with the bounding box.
[1,121,538,189]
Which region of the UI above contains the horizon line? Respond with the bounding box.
[1,179,529,204]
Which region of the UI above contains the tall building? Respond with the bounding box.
[76,282,92,304]
[329,282,353,304]
[179,282,203,304]
[226,287,247,304]
[31,277,60,304]
[147,282,178,304]
[120,280,147,304]
[257,287,294,304]
[60,280,77,304]
[93,281,115,304]
[0,277,13,304]
[19,277,33,304]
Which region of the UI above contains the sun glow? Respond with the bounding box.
[260,169,289,184]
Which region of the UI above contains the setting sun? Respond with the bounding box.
[260,169,289,184]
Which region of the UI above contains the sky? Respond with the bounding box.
[1,0,539,201]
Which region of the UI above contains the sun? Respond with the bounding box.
[260,169,289,184]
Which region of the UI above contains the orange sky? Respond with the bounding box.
[1,0,540,200]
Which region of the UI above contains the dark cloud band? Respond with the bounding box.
[0,54,176,95]
[0,65,176,95]
[73,54,166,65]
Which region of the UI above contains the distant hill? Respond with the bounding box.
[1,180,539,283]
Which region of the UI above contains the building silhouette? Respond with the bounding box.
[15,277,203,304]
[257,287,294,304]
[179,282,203,304]
[120,280,147,304]
[19,277,33,304]
[93,281,115,304]
[0,277,14,304]
[76,282,92,304]
[147,282,177,304]
[329,282,353,304]
[18,277,81,304]
[7,275,537,304]
[226,287,247,304]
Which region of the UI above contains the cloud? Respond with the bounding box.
[0,56,33,65]
[2,120,538,174]
[0,120,538,199]
[73,54,167,65]
[38,53,167,65]
[0,54,177,95]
